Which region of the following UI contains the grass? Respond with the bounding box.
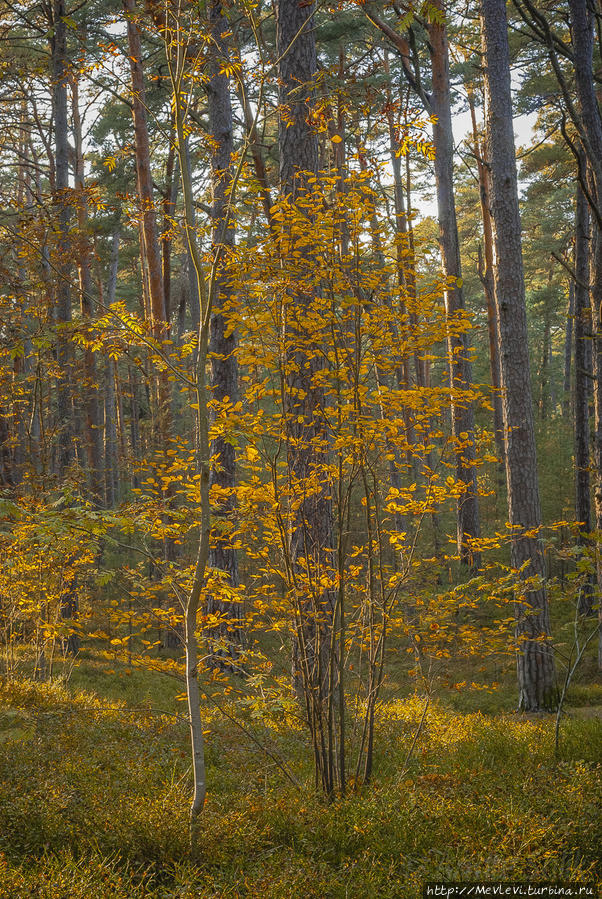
[0,649,600,898]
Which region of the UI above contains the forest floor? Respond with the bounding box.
[0,651,600,898]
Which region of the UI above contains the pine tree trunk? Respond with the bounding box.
[568,0,602,194]
[71,74,102,504]
[124,0,170,444]
[568,0,602,662]
[205,0,243,671]
[277,0,336,751]
[588,215,602,666]
[574,184,593,615]
[429,5,480,569]
[563,281,574,415]
[124,0,165,332]
[104,229,121,507]
[470,89,506,481]
[51,0,73,476]
[481,0,556,711]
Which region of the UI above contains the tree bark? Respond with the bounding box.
[429,6,481,569]
[277,0,337,781]
[481,0,556,711]
[51,0,73,476]
[469,88,506,479]
[568,0,602,660]
[563,280,575,415]
[205,0,243,670]
[124,0,170,445]
[124,0,165,332]
[71,73,103,504]
[574,184,593,615]
[104,229,121,507]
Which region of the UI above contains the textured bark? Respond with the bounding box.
[428,5,481,568]
[124,0,165,332]
[539,281,552,421]
[588,213,602,666]
[563,280,575,415]
[162,122,178,324]
[568,0,602,197]
[383,55,418,477]
[277,0,336,757]
[469,92,505,471]
[205,0,243,670]
[568,0,602,658]
[124,0,171,448]
[72,75,102,504]
[574,185,593,615]
[277,0,319,198]
[481,0,556,711]
[569,0,602,652]
[183,139,201,340]
[51,0,73,476]
[128,365,140,490]
[104,229,121,507]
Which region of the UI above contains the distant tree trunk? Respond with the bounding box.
[481,0,556,711]
[51,0,73,476]
[104,229,121,507]
[429,5,481,569]
[124,0,170,441]
[563,280,574,415]
[568,0,602,662]
[162,117,178,324]
[574,184,593,615]
[469,88,506,480]
[539,285,552,422]
[277,0,337,787]
[235,68,273,231]
[129,365,140,490]
[182,139,201,346]
[162,120,178,325]
[124,0,165,331]
[383,52,418,479]
[205,0,243,671]
[71,74,102,504]
[588,206,602,664]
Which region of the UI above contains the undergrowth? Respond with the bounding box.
[0,658,600,898]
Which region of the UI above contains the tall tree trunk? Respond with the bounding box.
[429,5,481,569]
[568,0,602,197]
[51,0,73,476]
[588,206,602,665]
[277,0,337,790]
[104,229,121,507]
[383,53,418,479]
[124,0,165,332]
[183,139,201,349]
[71,74,102,504]
[124,0,170,443]
[162,117,178,325]
[129,365,140,490]
[469,90,506,473]
[205,0,243,670]
[481,0,556,711]
[563,280,575,415]
[574,184,593,615]
[568,0,602,662]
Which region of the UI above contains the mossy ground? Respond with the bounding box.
[0,652,600,898]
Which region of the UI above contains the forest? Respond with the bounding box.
[0,0,600,895]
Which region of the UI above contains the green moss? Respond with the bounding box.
[0,662,599,898]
